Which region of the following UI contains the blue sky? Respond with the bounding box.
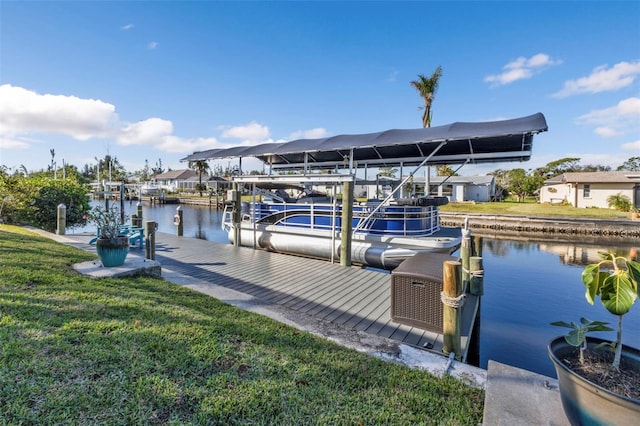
[1,1,639,176]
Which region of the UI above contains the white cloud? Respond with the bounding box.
[622,140,640,151]
[577,97,640,136]
[0,84,227,155]
[485,53,562,87]
[220,121,270,142]
[118,118,174,146]
[119,119,229,153]
[594,127,621,138]
[121,23,134,30]
[0,136,31,150]
[288,128,328,140]
[387,70,399,83]
[156,135,221,153]
[553,60,640,98]
[148,41,158,50]
[0,84,327,161]
[0,84,118,140]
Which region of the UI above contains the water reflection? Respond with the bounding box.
[482,233,639,266]
[479,237,639,377]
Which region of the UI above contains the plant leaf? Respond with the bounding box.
[550,321,573,328]
[582,264,602,304]
[565,328,585,347]
[627,259,640,295]
[600,274,637,315]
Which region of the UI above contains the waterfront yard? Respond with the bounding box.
[180,193,631,219]
[440,200,630,219]
[0,225,483,425]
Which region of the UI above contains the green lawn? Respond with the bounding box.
[440,200,630,219]
[181,192,631,220]
[0,225,483,425]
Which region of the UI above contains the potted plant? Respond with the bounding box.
[88,205,129,267]
[549,252,640,425]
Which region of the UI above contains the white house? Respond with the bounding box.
[348,175,496,202]
[152,169,199,192]
[410,175,497,202]
[181,175,230,192]
[539,172,640,208]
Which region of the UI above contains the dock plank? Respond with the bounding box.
[71,232,478,359]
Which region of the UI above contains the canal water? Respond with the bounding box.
[72,201,640,378]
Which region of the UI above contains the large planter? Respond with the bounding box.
[548,336,640,426]
[96,236,129,267]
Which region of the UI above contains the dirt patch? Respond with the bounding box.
[561,348,640,400]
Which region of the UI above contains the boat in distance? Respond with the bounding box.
[222,191,461,270]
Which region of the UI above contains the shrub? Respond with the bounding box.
[0,173,90,231]
[606,193,632,212]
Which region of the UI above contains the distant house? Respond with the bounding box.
[410,175,497,202]
[350,175,496,202]
[353,177,399,199]
[152,169,198,192]
[181,175,230,192]
[539,172,640,208]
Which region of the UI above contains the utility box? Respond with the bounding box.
[391,252,457,332]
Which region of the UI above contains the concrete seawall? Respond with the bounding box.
[440,212,640,239]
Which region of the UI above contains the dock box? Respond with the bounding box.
[391,252,457,332]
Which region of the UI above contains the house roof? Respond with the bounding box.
[412,175,495,185]
[154,169,198,180]
[181,113,548,170]
[544,172,640,184]
[183,175,230,183]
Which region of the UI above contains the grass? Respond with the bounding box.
[0,225,483,425]
[180,192,630,219]
[440,200,630,219]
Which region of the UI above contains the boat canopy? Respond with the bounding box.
[181,113,547,170]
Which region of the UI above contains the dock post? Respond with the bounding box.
[340,180,353,266]
[461,219,471,290]
[442,260,462,359]
[56,203,66,235]
[472,235,483,257]
[468,255,484,366]
[231,184,241,247]
[103,180,110,210]
[145,221,156,260]
[470,256,484,296]
[137,202,143,227]
[120,184,125,223]
[175,206,183,237]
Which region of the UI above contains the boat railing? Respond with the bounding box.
[353,206,440,237]
[241,201,440,237]
[221,204,233,231]
[223,199,442,238]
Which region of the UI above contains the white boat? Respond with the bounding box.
[185,113,548,269]
[139,183,161,196]
[222,188,460,270]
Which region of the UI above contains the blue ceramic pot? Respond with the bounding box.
[96,237,129,267]
[548,336,640,426]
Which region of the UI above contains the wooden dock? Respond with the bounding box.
[67,231,479,360]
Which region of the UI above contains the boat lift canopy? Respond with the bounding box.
[181,113,548,171]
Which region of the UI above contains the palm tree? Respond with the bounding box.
[410,66,443,128]
[189,160,210,196]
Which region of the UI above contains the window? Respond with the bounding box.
[583,184,591,198]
